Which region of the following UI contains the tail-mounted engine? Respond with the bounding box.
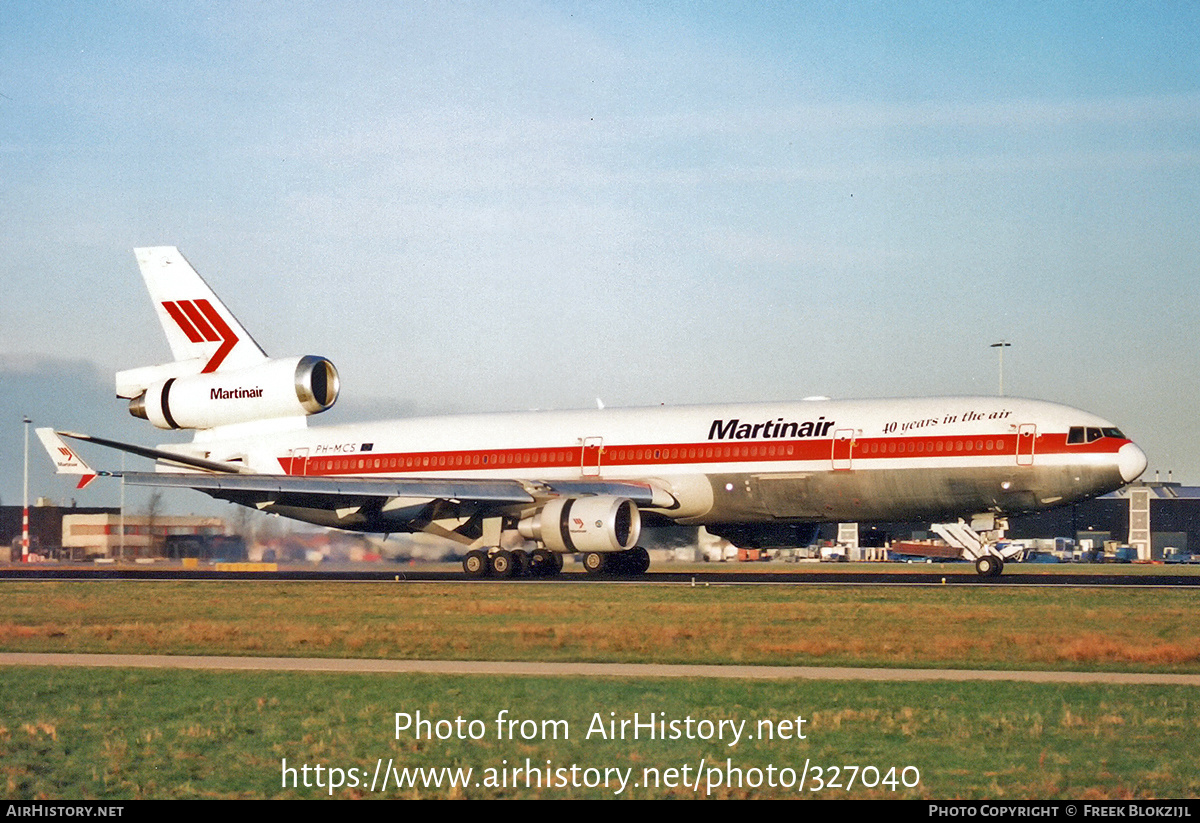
[128,355,339,430]
[518,496,641,553]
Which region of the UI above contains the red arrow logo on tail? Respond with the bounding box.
[161,299,239,373]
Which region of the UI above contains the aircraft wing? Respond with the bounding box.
[119,471,671,536]
[120,471,537,504]
[41,426,674,535]
[119,472,666,508]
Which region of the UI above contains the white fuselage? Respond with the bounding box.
[167,395,1145,528]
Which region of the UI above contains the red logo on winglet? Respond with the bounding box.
[161,299,239,373]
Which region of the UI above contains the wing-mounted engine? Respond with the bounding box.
[517,496,641,553]
[123,355,339,430]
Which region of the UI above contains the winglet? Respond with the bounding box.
[35,428,99,489]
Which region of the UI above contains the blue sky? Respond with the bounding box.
[2,2,1198,510]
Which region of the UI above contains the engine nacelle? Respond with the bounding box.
[129,355,339,430]
[518,496,641,553]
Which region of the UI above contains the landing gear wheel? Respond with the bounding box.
[582,552,608,575]
[530,549,556,577]
[629,546,650,575]
[490,550,515,579]
[463,550,490,578]
[607,552,630,575]
[606,547,650,576]
[511,549,531,578]
[975,555,1003,578]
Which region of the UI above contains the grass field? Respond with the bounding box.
[4,666,1199,799]
[2,578,1198,799]
[0,580,1198,672]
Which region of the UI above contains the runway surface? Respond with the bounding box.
[3,651,1198,685]
[3,565,1200,586]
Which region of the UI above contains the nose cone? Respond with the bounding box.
[1118,442,1148,483]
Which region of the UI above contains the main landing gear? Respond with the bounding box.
[461,546,650,578]
[462,548,564,579]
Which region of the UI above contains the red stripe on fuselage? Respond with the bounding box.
[275,433,1131,476]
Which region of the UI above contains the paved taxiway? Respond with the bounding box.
[4,566,1200,586]
[3,652,1198,685]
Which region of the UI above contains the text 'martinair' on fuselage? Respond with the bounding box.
[708,417,835,441]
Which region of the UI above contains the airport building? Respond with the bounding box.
[1,504,228,561]
[1,503,115,562]
[60,512,228,560]
[851,481,1200,561]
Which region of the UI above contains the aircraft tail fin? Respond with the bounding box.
[116,248,339,431]
[134,247,268,373]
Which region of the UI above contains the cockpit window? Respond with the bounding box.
[1070,425,1126,443]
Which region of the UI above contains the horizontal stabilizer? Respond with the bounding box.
[35,428,99,489]
[55,431,248,474]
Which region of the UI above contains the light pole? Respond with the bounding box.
[22,416,31,561]
[119,454,125,563]
[990,342,1011,397]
